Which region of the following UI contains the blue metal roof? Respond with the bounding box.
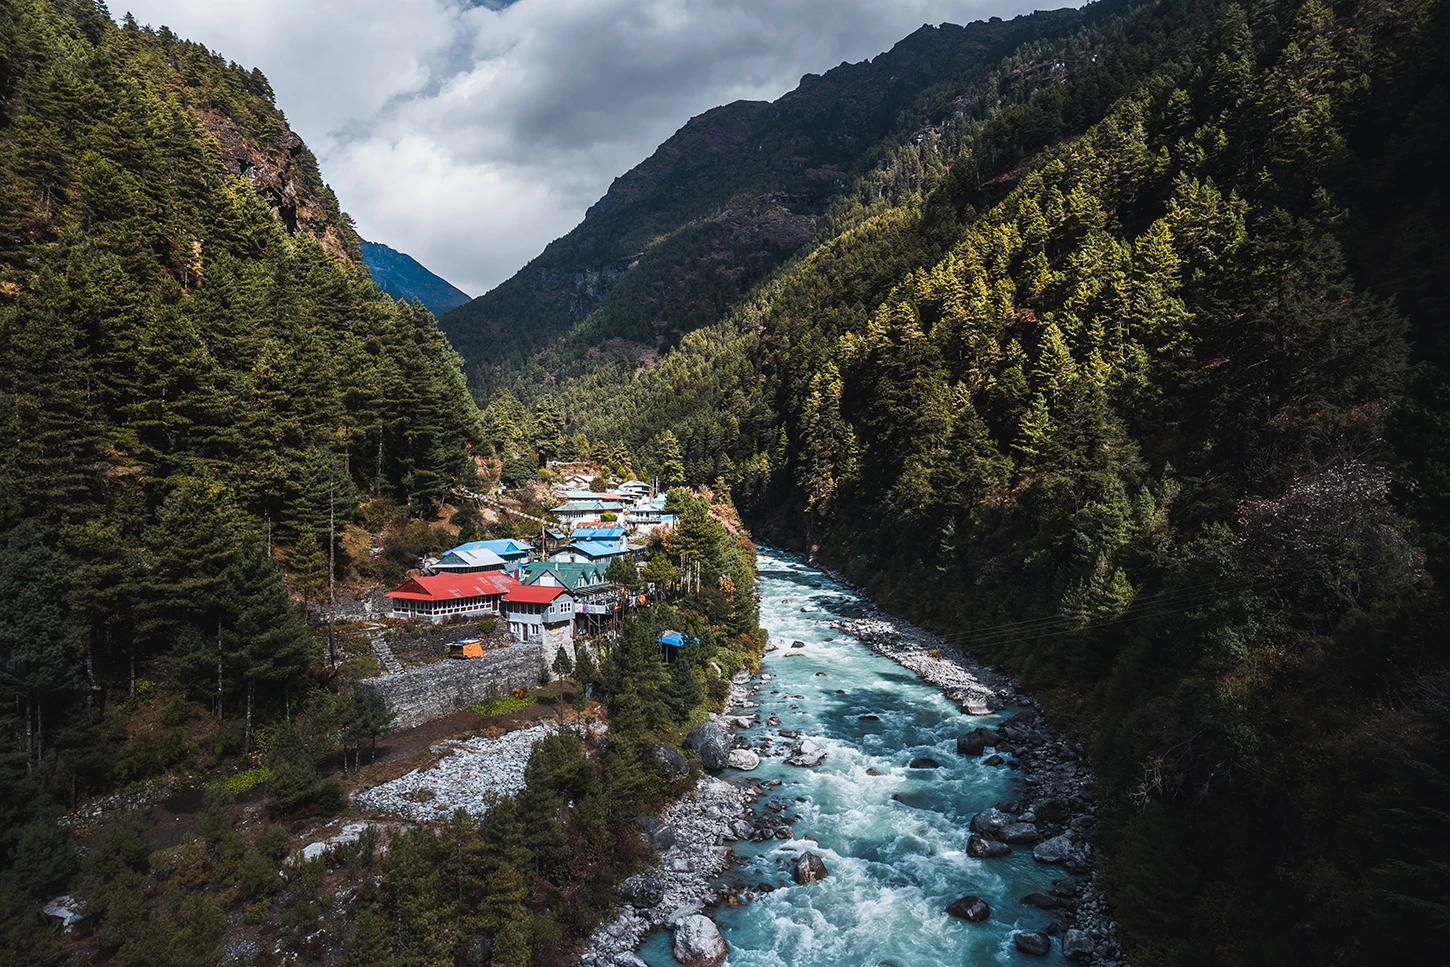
[573,526,626,540]
[658,630,688,647]
[448,539,530,558]
[569,540,628,559]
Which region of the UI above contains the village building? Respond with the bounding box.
[616,480,651,501]
[550,539,637,565]
[384,572,519,621]
[501,584,575,654]
[429,546,507,574]
[522,561,610,595]
[568,526,628,549]
[551,499,620,524]
[452,538,532,565]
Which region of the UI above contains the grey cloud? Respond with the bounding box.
[119,0,1039,296]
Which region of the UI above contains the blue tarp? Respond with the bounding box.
[658,630,688,648]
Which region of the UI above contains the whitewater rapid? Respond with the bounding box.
[637,549,1070,967]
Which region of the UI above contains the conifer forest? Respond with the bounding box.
[2,0,1449,965]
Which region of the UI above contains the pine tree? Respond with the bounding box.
[654,429,686,488]
[289,528,327,625]
[667,654,703,724]
[531,396,566,461]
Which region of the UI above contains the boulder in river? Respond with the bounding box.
[787,739,827,767]
[1014,932,1052,956]
[908,757,941,769]
[727,748,761,771]
[1020,892,1062,909]
[956,727,1001,755]
[687,722,730,772]
[1033,833,1075,864]
[793,852,829,884]
[983,754,1005,766]
[654,744,690,781]
[672,915,728,967]
[967,834,1012,858]
[969,807,1015,836]
[945,895,991,921]
[1062,928,1095,960]
[1002,822,1040,843]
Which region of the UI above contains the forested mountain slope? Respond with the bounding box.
[359,238,471,316]
[0,0,480,913]
[437,8,1080,400]
[537,0,1450,963]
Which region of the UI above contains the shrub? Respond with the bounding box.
[501,459,537,489]
[265,727,320,816]
[201,787,238,845]
[259,825,291,863]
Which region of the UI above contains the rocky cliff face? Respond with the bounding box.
[440,9,1080,399]
[194,107,356,262]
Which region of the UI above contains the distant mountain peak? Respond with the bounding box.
[360,239,472,317]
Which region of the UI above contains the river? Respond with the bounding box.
[637,548,1066,967]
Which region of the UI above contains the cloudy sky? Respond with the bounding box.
[118,0,1036,297]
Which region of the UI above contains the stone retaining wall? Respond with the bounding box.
[368,644,545,730]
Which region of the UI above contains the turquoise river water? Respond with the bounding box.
[637,548,1062,967]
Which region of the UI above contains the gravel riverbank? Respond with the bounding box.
[579,670,758,967]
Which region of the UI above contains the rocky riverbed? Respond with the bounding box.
[578,775,752,967]
[832,612,1129,966]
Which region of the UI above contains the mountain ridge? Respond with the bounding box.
[360,238,472,316]
[439,8,1083,397]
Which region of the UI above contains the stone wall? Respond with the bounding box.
[368,643,545,731]
[540,624,576,665]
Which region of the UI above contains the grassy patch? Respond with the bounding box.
[470,695,534,716]
[211,767,273,795]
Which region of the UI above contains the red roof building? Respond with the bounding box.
[502,583,575,644]
[503,584,568,604]
[386,572,520,621]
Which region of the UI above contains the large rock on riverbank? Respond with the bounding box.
[1033,833,1076,865]
[969,807,1014,836]
[1014,932,1051,955]
[968,834,1012,858]
[686,723,730,772]
[672,915,728,967]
